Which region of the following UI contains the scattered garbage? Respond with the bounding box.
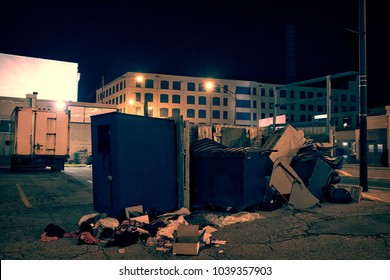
[39,123,366,257]
[172,225,204,256]
[39,206,229,256]
[204,212,265,227]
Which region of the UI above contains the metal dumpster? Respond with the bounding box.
[190,138,268,210]
[91,112,177,219]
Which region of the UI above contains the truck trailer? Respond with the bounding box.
[9,106,70,171]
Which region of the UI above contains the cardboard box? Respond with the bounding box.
[337,184,363,203]
[172,225,204,255]
[125,205,150,224]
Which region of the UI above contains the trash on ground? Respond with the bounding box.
[125,205,150,224]
[172,224,204,256]
[204,211,265,227]
[38,123,370,257]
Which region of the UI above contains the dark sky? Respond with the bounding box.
[1,0,389,108]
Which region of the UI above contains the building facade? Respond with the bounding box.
[95,72,360,130]
[0,53,79,102]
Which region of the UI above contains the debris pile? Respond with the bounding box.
[263,124,361,210]
[39,206,237,256]
[39,124,363,256]
[190,124,361,212]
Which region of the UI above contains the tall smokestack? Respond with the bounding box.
[286,25,297,83]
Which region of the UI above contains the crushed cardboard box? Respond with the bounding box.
[172,225,205,256]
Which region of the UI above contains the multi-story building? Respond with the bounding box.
[95,72,360,130]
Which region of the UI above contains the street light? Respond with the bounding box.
[205,82,214,125]
[135,75,143,83]
[206,81,237,126]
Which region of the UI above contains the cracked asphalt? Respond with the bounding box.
[0,166,389,260]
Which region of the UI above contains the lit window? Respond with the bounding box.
[160,108,168,117]
[343,116,352,128]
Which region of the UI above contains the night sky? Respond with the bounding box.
[1,0,389,108]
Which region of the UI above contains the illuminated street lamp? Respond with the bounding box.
[206,81,237,126]
[205,82,214,125]
[135,75,144,83]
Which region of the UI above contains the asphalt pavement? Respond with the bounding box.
[0,165,389,260]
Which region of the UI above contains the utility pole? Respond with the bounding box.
[144,101,149,117]
[359,0,368,192]
[101,76,105,103]
[326,75,333,151]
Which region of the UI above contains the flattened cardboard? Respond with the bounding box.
[131,215,150,224]
[125,205,150,224]
[288,180,319,209]
[173,225,204,256]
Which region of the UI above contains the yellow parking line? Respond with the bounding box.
[16,183,32,208]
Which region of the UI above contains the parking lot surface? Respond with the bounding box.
[0,166,390,260]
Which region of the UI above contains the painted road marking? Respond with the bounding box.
[16,183,32,208]
[337,170,352,176]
